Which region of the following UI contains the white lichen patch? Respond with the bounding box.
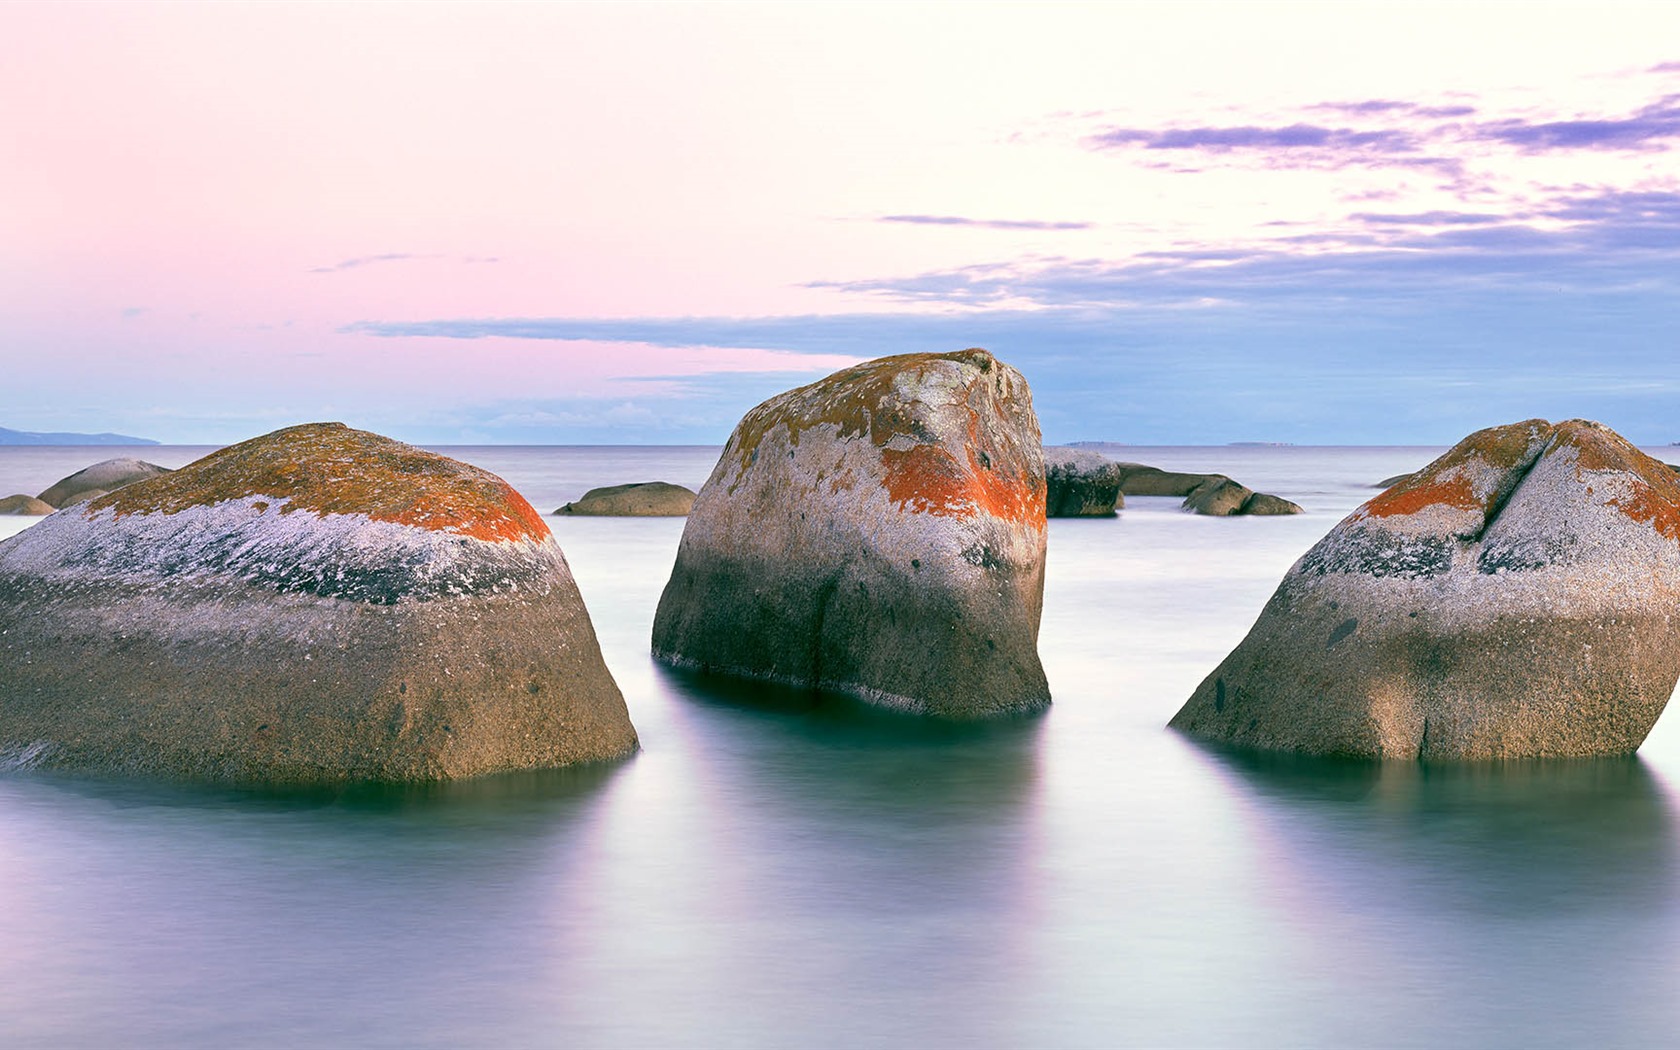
[0,495,572,604]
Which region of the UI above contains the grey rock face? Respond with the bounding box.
[1183,477,1253,516]
[557,482,696,516]
[1113,464,1215,497]
[1044,447,1124,516]
[1115,462,1302,515]
[1240,492,1305,516]
[0,423,637,784]
[1171,418,1680,759]
[37,457,171,508]
[652,349,1051,718]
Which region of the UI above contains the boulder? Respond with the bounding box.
[1044,447,1124,516]
[1374,472,1414,488]
[652,348,1050,717]
[0,494,53,515]
[37,457,171,508]
[557,481,696,516]
[0,422,637,783]
[1170,418,1680,759]
[1183,476,1253,516]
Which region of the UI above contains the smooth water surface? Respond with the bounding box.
[2,444,1680,1047]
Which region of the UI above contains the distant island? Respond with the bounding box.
[0,426,158,446]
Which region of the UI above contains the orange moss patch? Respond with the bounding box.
[89,423,550,543]
[1364,418,1549,521]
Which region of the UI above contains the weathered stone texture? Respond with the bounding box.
[0,494,53,515]
[1171,419,1680,759]
[37,457,171,508]
[652,349,1050,717]
[0,422,636,783]
[1044,447,1124,516]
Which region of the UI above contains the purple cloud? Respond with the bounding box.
[1090,123,1418,153]
[1309,100,1477,118]
[1352,211,1506,226]
[1478,98,1680,150]
[879,215,1093,231]
[1082,80,1680,181]
[309,253,418,274]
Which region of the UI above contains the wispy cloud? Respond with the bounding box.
[1477,96,1680,151]
[879,214,1094,231]
[310,253,418,274]
[1351,211,1507,226]
[309,253,501,274]
[1308,100,1478,119]
[1090,123,1421,154]
[1083,75,1680,181]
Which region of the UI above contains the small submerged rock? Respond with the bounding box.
[1171,418,1680,759]
[37,457,171,508]
[1044,447,1124,516]
[0,422,637,783]
[1113,462,1301,516]
[0,494,53,515]
[653,349,1051,717]
[557,482,696,516]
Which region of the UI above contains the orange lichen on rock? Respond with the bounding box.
[730,349,1010,466]
[880,444,1044,526]
[729,348,1042,525]
[1362,474,1481,519]
[1553,419,1680,540]
[89,423,550,543]
[1362,418,1549,522]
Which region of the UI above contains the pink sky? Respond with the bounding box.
[5,3,1680,443]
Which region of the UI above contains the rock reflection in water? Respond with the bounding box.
[1186,743,1680,1046]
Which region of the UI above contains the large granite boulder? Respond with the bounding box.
[37,457,171,508]
[557,482,696,516]
[1171,418,1680,759]
[0,422,637,783]
[1044,447,1124,516]
[652,349,1051,717]
[0,494,53,515]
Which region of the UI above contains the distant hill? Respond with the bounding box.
[0,426,159,446]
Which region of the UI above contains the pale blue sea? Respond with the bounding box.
[2,443,1679,1048]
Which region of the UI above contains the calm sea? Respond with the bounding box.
[3,443,1679,1048]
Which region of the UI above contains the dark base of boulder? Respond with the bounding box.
[652,552,1050,718]
[0,581,638,784]
[1171,609,1679,759]
[1046,482,1123,517]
